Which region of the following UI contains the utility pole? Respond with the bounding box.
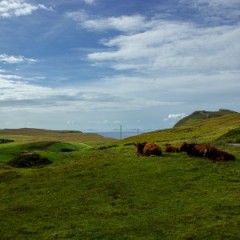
[120,124,122,140]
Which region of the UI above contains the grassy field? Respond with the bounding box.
[0,116,240,240]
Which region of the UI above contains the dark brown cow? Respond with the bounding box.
[180,142,235,162]
[179,142,194,154]
[205,147,235,161]
[135,142,162,156]
[192,144,211,157]
[180,142,210,157]
[165,144,180,153]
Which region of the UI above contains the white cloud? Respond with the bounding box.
[0,76,51,101]
[87,19,240,74]
[0,54,37,64]
[180,0,240,24]
[164,113,186,121]
[82,0,96,5]
[0,73,23,80]
[66,11,154,33]
[189,0,240,7]
[0,0,51,18]
[0,72,164,112]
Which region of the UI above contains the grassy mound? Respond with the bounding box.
[16,141,92,152]
[0,141,94,167]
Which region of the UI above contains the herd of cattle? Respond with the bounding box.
[135,142,236,162]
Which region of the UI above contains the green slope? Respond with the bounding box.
[174,109,238,128]
[122,113,240,145]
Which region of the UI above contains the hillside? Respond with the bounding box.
[1,128,83,134]
[174,109,238,128]
[0,128,114,143]
[122,113,240,145]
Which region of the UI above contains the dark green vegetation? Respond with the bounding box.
[0,139,14,144]
[174,109,238,128]
[7,152,51,168]
[0,114,240,240]
[217,128,240,143]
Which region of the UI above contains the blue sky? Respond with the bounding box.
[0,0,240,132]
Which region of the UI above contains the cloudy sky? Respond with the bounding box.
[0,0,239,132]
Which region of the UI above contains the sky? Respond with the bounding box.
[0,0,240,133]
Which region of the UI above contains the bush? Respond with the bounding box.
[0,139,14,144]
[60,148,75,152]
[7,152,51,168]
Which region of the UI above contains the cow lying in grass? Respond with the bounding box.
[180,142,235,161]
[180,142,210,157]
[165,144,180,153]
[135,142,162,156]
[205,147,235,161]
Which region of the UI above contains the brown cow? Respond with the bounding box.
[180,142,210,157]
[179,142,194,154]
[135,142,162,156]
[180,142,235,162]
[205,147,235,161]
[165,144,180,153]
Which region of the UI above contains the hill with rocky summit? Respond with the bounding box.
[174,109,238,128]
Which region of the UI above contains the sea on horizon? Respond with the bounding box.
[96,131,141,139]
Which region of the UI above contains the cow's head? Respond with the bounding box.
[135,142,147,155]
[179,142,190,152]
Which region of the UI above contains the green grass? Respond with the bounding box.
[122,113,240,145]
[0,117,240,239]
[0,144,240,239]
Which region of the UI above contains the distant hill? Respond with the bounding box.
[174,109,238,128]
[0,128,82,134]
[0,128,114,142]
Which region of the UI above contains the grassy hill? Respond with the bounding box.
[0,128,114,143]
[122,113,240,145]
[0,118,240,239]
[174,109,238,128]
